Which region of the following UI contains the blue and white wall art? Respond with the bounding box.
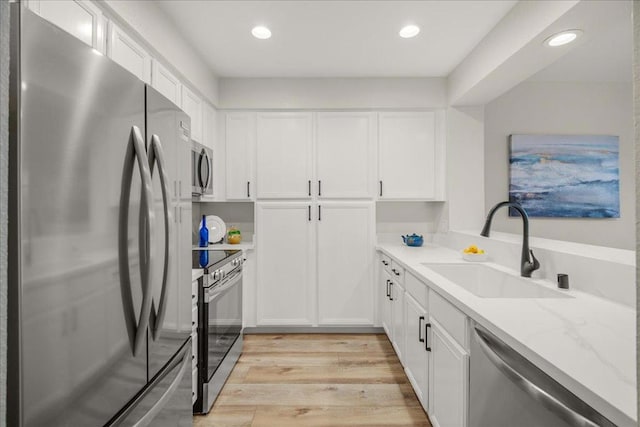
[509,134,620,218]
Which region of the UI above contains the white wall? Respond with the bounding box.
[485,81,634,250]
[218,78,446,110]
[102,0,219,106]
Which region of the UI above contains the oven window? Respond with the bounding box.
[205,275,242,381]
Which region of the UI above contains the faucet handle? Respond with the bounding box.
[529,250,540,270]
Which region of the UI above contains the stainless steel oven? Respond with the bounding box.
[193,250,243,414]
[191,141,213,197]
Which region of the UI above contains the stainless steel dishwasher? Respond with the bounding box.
[469,323,616,427]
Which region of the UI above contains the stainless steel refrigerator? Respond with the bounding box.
[8,5,193,426]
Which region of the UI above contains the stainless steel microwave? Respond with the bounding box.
[191,141,213,197]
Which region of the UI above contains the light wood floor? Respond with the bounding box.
[194,334,432,427]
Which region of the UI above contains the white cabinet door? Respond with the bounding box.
[390,279,405,363]
[151,60,181,106]
[317,203,374,325]
[225,113,255,200]
[404,294,429,408]
[381,268,393,339]
[256,113,313,199]
[378,112,437,200]
[428,319,469,427]
[181,86,202,143]
[201,102,216,150]
[256,203,314,325]
[107,22,151,83]
[29,0,105,52]
[316,112,375,199]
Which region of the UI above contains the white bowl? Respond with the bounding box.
[462,252,488,262]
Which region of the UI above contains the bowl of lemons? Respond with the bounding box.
[461,244,488,262]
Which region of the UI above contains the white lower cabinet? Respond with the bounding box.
[380,267,393,338]
[256,203,314,325]
[256,202,374,327]
[390,278,405,363]
[428,319,469,427]
[404,293,428,407]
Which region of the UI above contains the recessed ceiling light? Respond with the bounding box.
[399,25,420,39]
[252,26,272,40]
[544,30,582,47]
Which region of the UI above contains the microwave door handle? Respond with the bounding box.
[198,149,210,190]
[118,125,155,357]
[148,134,172,340]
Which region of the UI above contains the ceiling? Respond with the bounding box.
[156,0,517,78]
[529,0,632,83]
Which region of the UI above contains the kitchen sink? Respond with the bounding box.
[421,263,572,299]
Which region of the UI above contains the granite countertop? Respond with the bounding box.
[376,242,636,427]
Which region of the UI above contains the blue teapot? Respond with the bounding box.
[402,234,424,247]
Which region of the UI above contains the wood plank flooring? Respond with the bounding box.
[194,334,432,427]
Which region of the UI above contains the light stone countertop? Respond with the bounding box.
[376,242,636,427]
[191,269,203,282]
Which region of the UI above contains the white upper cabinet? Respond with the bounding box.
[107,22,151,83]
[28,0,105,52]
[181,86,202,143]
[316,202,374,325]
[316,112,375,199]
[256,113,313,199]
[225,113,256,201]
[201,102,216,150]
[378,112,440,200]
[151,60,181,106]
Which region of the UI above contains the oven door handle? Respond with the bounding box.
[206,270,242,303]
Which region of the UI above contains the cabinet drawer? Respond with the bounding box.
[192,367,198,404]
[191,332,198,370]
[390,260,404,284]
[380,253,392,274]
[405,271,427,307]
[428,289,467,348]
[191,280,198,305]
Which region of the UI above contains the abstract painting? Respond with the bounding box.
[509,134,619,218]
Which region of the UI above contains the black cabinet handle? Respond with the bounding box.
[318,180,322,196]
[308,180,311,196]
[386,279,390,297]
[382,260,388,266]
[308,205,311,221]
[318,205,321,221]
[389,281,393,301]
[419,316,425,343]
[392,269,400,276]
[379,180,383,197]
[425,323,432,352]
[247,181,250,198]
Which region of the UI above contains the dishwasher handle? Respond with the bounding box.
[473,327,615,427]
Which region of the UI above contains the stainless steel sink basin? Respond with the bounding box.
[422,263,572,299]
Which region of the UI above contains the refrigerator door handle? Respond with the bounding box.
[132,342,191,427]
[118,125,155,357]
[148,134,172,341]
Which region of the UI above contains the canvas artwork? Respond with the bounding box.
[509,134,620,218]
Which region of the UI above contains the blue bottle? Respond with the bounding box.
[199,215,209,267]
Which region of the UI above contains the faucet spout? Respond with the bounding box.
[480,201,540,278]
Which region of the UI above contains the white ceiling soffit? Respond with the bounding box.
[155,0,517,78]
[448,0,632,106]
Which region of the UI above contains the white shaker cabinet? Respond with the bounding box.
[316,203,374,325]
[315,113,375,199]
[107,22,151,84]
[225,113,256,201]
[27,0,105,52]
[256,203,314,325]
[181,86,202,143]
[256,113,313,199]
[151,60,181,107]
[428,319,469,427]
[390,277,405,363]
[380,267,393,338]
[404,293,429,407]
[378,112,440,200]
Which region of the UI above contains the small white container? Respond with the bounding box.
[462,252,488,262]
